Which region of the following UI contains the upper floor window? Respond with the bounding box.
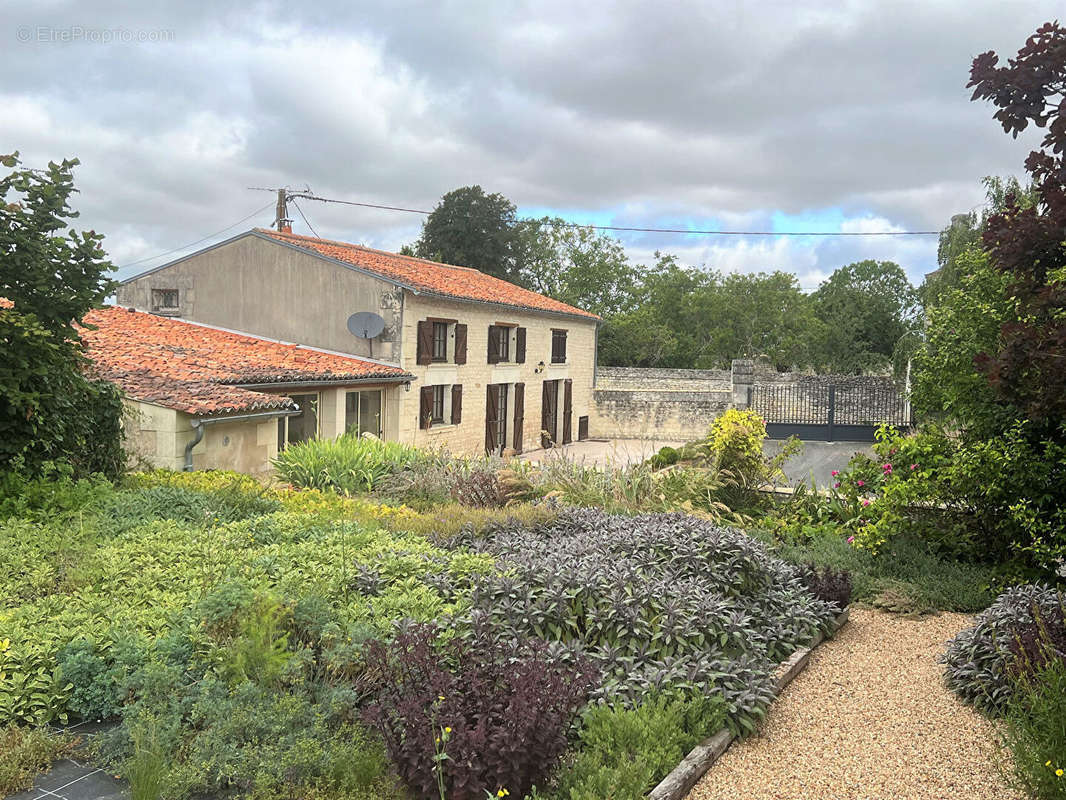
[488,324,526,364]
[551,329,568,364]
[417,319,467,365]
[495,325,510,362]
[152,289,179,310]
[432,321,448,361]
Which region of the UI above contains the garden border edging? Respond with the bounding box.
[647,608,850,800]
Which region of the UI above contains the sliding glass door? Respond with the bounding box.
[345,389,384,438]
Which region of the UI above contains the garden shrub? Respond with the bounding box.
[449,467,504,508]
[0,460,112,522]
[459,508,834,732]
[0,725,74,796]
[834,424,1066,573]
[1005,604,1066,682]
[274,434,440,493]
[797,564,852,611]
[705,408,767,480]
[550,692,726,800]
[97,485,281,534]
[1000,659,1066,800]
[648,446,680,470]
[941,584,1065,711]
[363,623,596,800]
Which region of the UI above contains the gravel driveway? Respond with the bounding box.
[687,608,1019,800]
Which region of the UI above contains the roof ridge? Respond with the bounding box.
[257,228,484,275]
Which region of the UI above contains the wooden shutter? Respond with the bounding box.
[487,325,500,364]
[512,383,525,453]
[451,385,463,425]
[541,380,555,448]
[515,327,527,363]
[417,320,433,365]
[419,385,433,429]
[562,378,573,444]
[485,384,500,452]
[454,324,468,364]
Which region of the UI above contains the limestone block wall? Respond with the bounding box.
[398,294,599,456]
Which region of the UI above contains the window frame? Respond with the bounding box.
[431,384,446,424]
[152,288,180,310]
[431,321,449,362]
[551,329,568,364]
[496,325,511,362]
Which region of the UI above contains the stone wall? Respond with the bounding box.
[591,360,907,441]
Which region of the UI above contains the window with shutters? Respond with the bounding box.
[495,325,510,362]
[551,329,568,364]
[432,321,448,361]
[431,385,445,423]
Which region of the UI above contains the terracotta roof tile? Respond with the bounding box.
[80,306,411,416]
[256,228,600,320]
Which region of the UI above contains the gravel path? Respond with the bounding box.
[687,608,1019,800]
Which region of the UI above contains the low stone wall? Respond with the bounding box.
[591,361,906,441]
[590,388,731,440]
[596,366,731,393]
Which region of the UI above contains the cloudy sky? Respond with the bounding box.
[2,1,1057,288]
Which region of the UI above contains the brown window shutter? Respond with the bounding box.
[562,378,573,444]
[451,384,463,425]
[515,327,527,363]
[417,320,433,365]
[512,382,525,453]
[486,325,499,364]
[485,384,500,452]
[454,324,468,364]
[419,385,433,429]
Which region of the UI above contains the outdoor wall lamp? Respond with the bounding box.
[534,360,546,374]
[403,381,411,392]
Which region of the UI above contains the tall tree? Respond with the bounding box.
[811,260,919,373]
[967,21,1066,426]
[0,153,124,477]
[414,186,524,283]
[518,217,637,316]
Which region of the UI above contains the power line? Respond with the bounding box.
[290,198,320,238]
[118,201,275,269]
[260,189,941,237]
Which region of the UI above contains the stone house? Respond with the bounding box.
[80,306,412,475]
[115,228,600,464]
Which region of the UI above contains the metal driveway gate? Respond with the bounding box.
[748,383,911,442]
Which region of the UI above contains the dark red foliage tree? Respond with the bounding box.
[968,22,1066,428]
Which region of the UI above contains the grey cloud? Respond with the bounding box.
[0,0,1058,285]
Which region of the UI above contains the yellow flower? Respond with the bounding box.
[497,790,509,798]
[1057,769,1064,777]
[438,695,446,701]
[444,726,452,733]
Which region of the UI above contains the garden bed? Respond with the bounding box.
[1,454,850,799]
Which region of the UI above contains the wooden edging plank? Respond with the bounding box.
[647,607,850,800]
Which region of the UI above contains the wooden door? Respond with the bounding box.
[562,379,573,444]
[485,384,501,454]
[541,380,558,448]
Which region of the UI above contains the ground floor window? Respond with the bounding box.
[431,385,445,423]
[345,388,384,437]
[282,393,319,448]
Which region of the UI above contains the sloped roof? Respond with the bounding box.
[80,306,411,415]
[256,228,600,320]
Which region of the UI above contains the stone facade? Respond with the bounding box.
[117,232,599,460]
[123,399,278,476]
[400,294,598,455]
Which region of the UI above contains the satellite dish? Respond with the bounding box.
[347,312,385,339]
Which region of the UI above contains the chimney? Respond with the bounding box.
[280,222,292,234]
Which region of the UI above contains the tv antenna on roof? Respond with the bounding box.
[347,311,385,358]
